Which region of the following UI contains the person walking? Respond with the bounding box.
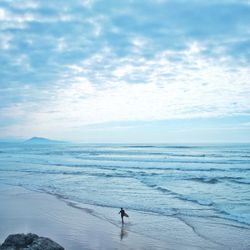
[119,208,128,224]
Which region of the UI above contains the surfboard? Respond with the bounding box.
[124,212,129,217]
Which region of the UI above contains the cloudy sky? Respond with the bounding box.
[0,0,250,142]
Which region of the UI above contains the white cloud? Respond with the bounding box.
[0,0,249,140]
[0,7,35,22]
[0,6,73,31]
[0,33,12,49]
[13,54,32,71]
[80,0,95,7]
[56,37,68,52]
[1,44,250,138]
[9,0,39,9]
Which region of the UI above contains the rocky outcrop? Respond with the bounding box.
[0,233,64,250]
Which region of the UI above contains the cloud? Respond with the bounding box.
[0,0,250,139]
[1,45,250,138]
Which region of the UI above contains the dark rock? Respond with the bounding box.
[0,233,64,250]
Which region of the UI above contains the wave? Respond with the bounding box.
[37,183,250,228]
[148,184,215,206]
[0,163,232,176]
[231,167,250,172]
[3,181,250,230]
[188,177,220,184]
[4,159,244,174]
[73,155,250,165]
[2,143,250,230]
[230,179,250,185]
[48,163,248,174]
[138,180,250,226]
[8,146,249,160]
[138,178,213,206]
[121,145,156,148]
[187,176,249,185]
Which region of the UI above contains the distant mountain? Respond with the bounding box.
[24,137,64,144]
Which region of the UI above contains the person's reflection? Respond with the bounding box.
[120,224,128,240]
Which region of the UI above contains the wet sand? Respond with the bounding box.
[0,184,250,250]
[0,184,167,249]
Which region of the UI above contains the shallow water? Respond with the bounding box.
[0,142,250,237]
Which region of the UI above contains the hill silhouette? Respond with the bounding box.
[24,137,64,144]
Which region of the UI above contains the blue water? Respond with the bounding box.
[0,142,250,227]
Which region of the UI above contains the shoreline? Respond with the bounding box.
[0,184,168,250]
[1,184,250,250]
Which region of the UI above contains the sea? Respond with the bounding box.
[0,142,250,242]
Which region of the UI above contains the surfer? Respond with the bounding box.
[119,208,128,224]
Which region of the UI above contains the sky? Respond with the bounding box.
[0,0,250,143]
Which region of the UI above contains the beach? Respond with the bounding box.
[1,143,250,249]
[0,184,166,250]
[1,184,250,250]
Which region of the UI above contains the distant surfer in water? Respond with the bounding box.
[119,208,128,224]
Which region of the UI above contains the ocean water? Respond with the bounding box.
[0,143,250,235]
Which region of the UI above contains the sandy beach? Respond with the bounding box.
[0,184,250,250]
[0,184,165,250]
[0,184,172,250]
